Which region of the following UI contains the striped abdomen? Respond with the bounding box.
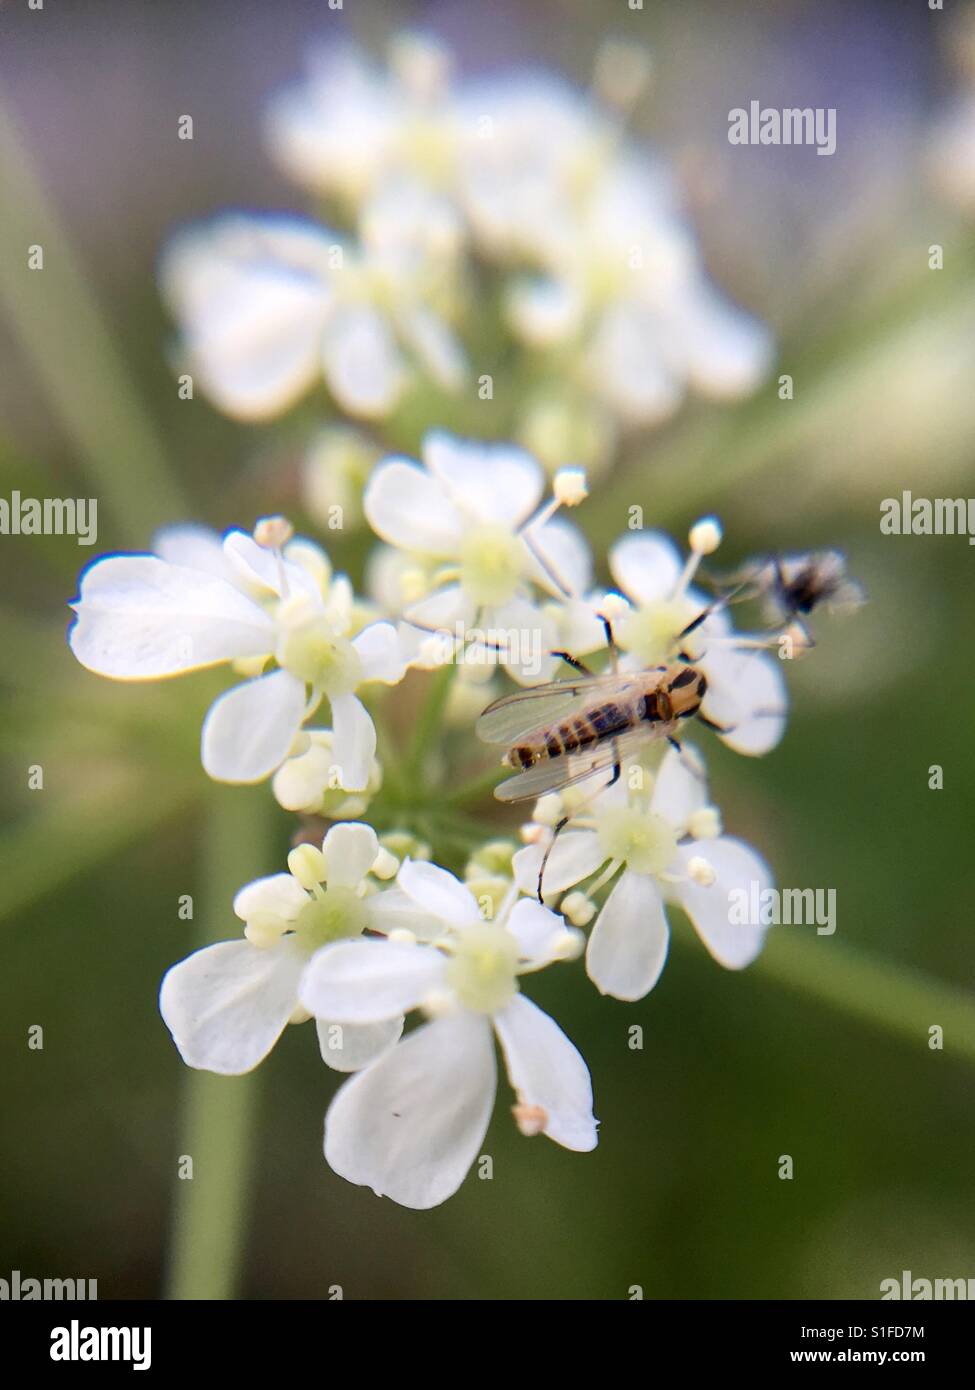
[509,700,633,770]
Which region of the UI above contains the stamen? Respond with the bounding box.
[585,857,623,899]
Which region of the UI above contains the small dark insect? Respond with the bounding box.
[713,550,864,644]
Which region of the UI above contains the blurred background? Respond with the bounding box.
[1,0,974,1300]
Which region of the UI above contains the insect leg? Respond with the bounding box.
[402,614,507,655]
[537,747,622,902]
[551,650,593,676]
[697,712,736,735]
[676,582,749,648]
[598,614,620,673]
[773,553,789,606]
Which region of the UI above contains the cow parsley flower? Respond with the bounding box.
[364,431,594,683]
[513,745,773,1001]
[608,520,788,755]
[299,858,595,1209]
[265,35,457,209]
[159,823,437,1074]
[69,520,407,788]
[457,73,771,426]
[160,211,466,422]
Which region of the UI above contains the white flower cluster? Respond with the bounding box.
[69,427,803,1208]
[64,34,821,1214]
[161,32,772,477]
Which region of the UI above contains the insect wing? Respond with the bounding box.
[493,723,661,802]
[476,673,624,746]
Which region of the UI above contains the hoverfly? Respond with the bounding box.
[714,550,864,644]
[476,617,724,899]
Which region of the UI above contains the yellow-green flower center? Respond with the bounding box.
[617,597,698,667]
[445,922,520,1015]
[596,806,679,877]
[277,618,362,694]
[459,523,525,607]
[398,117,455,185]
[293,887,368,953]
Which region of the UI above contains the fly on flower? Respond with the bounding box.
[712,549,864,646]
[476,611,733,899]
[477,658,710,803]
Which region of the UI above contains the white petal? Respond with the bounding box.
[328,692,376,792]
[588,304,682,425]
[505,274,583,345]
[159,938,304,1074]
[222,530,320,603]
[233,872,307,924]
[352,621,408,683]
[675,836,772,969]
[321,572,356,632]
[680,282,774,399]
[481,596,556,687]
[523,518,592,599]
[494,994,597,1151]
[423,430,544,527]
[506,898,574,968]
[699,647,788,756]
[586,869,670,1001]
[300,939,447,1022]
[324,1012,496,1209]
[365,886,446,941]
[322,822,379,889]
[185,261,330,420]
[512,831,605,897]
[650,743,708,831]
[316,1015,404,1072]
[398,307,467,390]
[552,592,615,656]
[69,556,273,679]
[608,532,684,607]
[397,858,482,927]
[364,458,465,556]
[153,524,229,579]
[321,303,404,418]
[402,585,477,651]
[201,670,306,783]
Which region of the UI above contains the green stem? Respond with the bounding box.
[0,91,189,541]
[0,773,196,925]
[403,664,455,787]
[439,765,504,808]
[165,785,274,1300]
[751,931,975,1065]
